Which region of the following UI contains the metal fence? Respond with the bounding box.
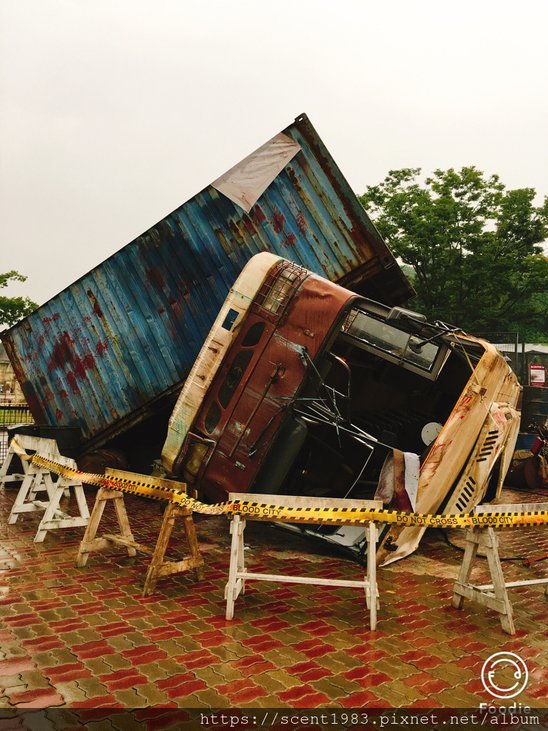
[0,403,33,463]
[475,332,523,380]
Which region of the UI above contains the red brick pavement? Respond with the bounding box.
[0,483,546,720]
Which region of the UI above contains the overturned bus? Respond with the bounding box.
[162,253,522,565]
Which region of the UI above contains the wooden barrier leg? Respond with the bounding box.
[0,448,15,484]
[239,517,247,598]
[182,512,206,582]
[111,492,137,557]
[366,521,378,630]
[34,473,65,543]
[7,473,35,524]
[0,446,26,486]
[34,473,89,543]
[452,526,516,635]
[7,468,52,524]
[76,489,108,567]
[143,504,205,597]
[452,527,480,610]
[74,483,91,523]
[76,488,135,567]
[483,528,515,635]
[143,504,176,596]
[42,472,58,503]
[225,514,245,620]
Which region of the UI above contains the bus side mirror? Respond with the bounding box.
[387,307,427,323]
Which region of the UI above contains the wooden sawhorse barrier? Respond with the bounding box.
[0,437,28,486]
[225,493,384,629]
[76,469,205,596]
[452,502,548,635]
[3,436,89,542]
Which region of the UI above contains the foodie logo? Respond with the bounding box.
[481,652,529,699]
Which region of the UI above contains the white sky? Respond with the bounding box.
[1,0,547,306]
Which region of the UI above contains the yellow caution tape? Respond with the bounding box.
[29,454,547,529]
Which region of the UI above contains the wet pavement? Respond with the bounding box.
[0,481,546,723]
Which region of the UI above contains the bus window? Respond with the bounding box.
[343,309,444,376]
[204,401,222,433]
[218,350,254,408]
[241,322,265,348]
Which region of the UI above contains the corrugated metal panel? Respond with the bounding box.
[2,113,413,446]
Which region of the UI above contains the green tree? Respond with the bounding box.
[0,271,38,329]
[360,167,548,339]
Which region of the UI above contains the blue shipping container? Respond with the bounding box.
[2,114,413,451]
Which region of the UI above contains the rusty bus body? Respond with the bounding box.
[162,254,522,564]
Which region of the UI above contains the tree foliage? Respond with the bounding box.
[0,271,38,329]
[360,167,548,339]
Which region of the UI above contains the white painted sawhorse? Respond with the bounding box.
[0,437,28,486]
[452,502,548,635]
[3,436,89,542]
[225,493,383,629]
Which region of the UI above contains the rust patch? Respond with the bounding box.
[96,341,108,358]
[86,290,104,318]
[48,332,75,371]
[271,210,285,234]
[252,206,266,223]
[146,266,166,291]
[283,233,297,248]
[48,330,97,381]
[296,210,307,236]
[242,216,257,236]
[66,371,80,394]
[287,168,302,194]
[6,346,25,383]
[20,382,47,423]
[73,353,96,379]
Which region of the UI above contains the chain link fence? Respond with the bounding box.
[475,332,548,429]
[475,332,523,380]
[0,402,34,463]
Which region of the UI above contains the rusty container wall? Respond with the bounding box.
[2,113,412,448]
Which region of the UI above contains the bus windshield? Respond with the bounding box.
[342,308,443,375]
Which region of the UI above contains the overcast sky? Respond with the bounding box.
[1,0,547,306]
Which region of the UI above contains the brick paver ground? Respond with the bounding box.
[0,481,546,726]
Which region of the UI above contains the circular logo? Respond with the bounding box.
[481,652,529,699]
